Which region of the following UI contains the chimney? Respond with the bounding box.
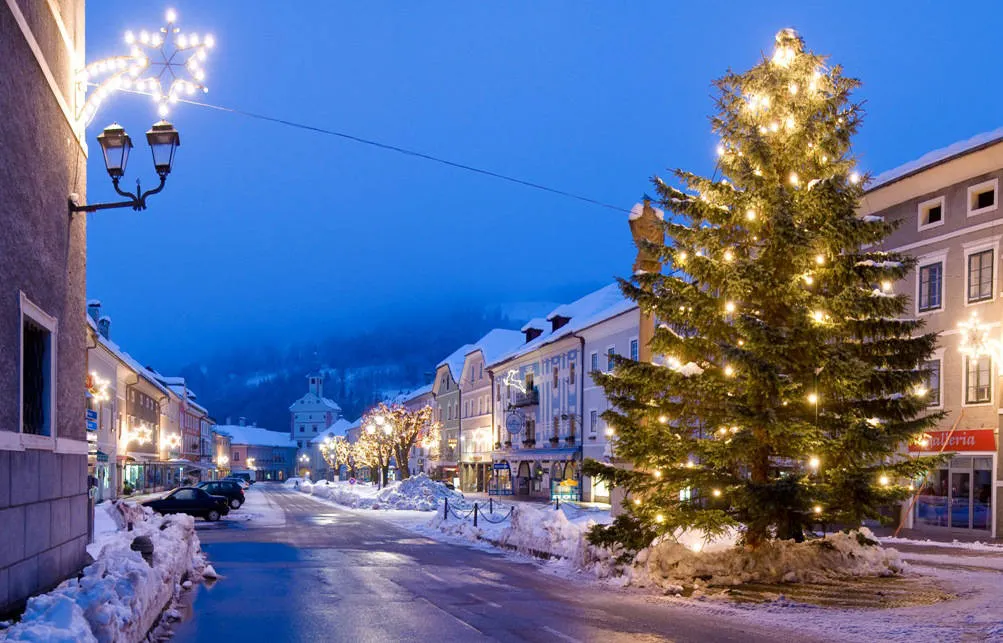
[97,315,111,339]
[87,300,102,323]
[239,417,246,426]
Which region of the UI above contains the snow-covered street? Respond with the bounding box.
[162,484,1003,642]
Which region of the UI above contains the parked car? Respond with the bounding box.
[198,480,245,509]
[224,476,251,490]
[143,487,230,521]
[227,473,253,487]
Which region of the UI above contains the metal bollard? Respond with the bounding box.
[474,502,478,527]
[443,497,448,521]
[131,535,154,566]
[555,496,560,510]
[489,497,493,514]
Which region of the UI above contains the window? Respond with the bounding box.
[479,364,483,380]
[497,384,501,401]
[553,366,559,388]
[590,352,598,372]
[607,347,615,371]
[299,426,304,432]
[569,415,576,437]
[568,361,576,386]
[924,359,941,407]
[918,262,943,312]
[966,356,992,404]
[553,415,560,438]
[967,249,993,303]
[232,451,240,461]
[630,339,639,361]
[918,196,945,230]
[21,294,56,437]
[173,489,197,500]
[590,410,598,434]
[447,405,452,421]
[968,179,998,216]
[525,372,534,391]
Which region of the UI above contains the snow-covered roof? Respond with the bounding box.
[213,425,296,448]
[467,328,525,366]
[310,417,354,444]
[869,127,1003,190]
[489,283,638,367]
[395,383,434,404]
[86,317,170,396]
[287,393,342,412]
[436,343,475,382]
[520,318,547,332]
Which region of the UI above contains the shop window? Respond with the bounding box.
[965,355,992,404]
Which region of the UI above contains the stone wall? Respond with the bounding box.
[0,0,89,616]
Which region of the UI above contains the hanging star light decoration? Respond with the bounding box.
[76,8,214,125]
[958,311,999,360]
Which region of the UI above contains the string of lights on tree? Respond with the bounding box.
[77,8,214,125]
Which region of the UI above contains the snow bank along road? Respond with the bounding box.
[171,484,812,642]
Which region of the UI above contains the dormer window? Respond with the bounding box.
[524,327,543,343]
[550,315,571,332]
[917,196,944,231]
[968,179,998,217]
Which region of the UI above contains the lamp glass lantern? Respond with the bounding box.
[146,120,181,176]
[96,123,133,178]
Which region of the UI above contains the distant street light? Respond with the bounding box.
[70,120,180,214]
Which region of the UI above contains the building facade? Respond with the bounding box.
[459,330,523,492]
[488,284,634,501]
[216,423,297,481]
[399,385,435,478]
[289,374,341,454]
[86,312,118,503]
[432,345,472,486]
[863,131,1003,539]
[0,0,90,614]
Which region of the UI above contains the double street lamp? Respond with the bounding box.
[70,120,181,214]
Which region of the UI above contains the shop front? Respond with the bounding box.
[907,429,997,537]
[121,459,184,495]
[491,447,582,499]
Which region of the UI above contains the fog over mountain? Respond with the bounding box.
[174,300,564,431]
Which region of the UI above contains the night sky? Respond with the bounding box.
[84,1,1003,367]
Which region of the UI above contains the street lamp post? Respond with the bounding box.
[70,120,181,214]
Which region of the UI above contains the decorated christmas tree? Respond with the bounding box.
[586,29,945,549]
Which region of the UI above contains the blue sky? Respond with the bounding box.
[84,1,1003,367]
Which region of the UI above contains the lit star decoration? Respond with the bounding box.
[958,311,999,360]
[76,8,214,125]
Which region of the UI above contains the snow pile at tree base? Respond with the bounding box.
[2,501,207,643]
[629,527,906,594]
[304,474,462,511]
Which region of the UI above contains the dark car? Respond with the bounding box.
[143,487,230,521]
[198,480,245,509]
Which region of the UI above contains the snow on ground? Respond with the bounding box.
[215,485,286,527]
[295,474,463,511]
[1,501,207,643]
[419,499,613,562]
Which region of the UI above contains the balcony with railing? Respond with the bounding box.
[510,388,540,408]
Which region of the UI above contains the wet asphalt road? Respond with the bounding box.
[170,485,808,643]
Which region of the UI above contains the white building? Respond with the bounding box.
[459,329,523,492]
[487,283,636,502]
[308,417,354,480]
[289,374,342,455]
